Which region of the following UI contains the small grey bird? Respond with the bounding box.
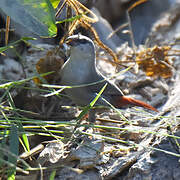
[60,34,158,121]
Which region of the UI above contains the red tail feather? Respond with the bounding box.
[115,96,158,112]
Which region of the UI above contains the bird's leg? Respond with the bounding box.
[89,108,97,123]
[69,108,96,145]
[71,107,92,136]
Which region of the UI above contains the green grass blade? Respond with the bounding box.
[7,124,19,179]
[76,83,108,121]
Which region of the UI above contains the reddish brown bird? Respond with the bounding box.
[60,34,158,121]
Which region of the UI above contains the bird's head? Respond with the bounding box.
[64,34,95,60]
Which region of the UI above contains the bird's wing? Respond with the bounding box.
[88,69,123,96]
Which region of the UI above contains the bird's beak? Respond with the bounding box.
[62,43,70,58]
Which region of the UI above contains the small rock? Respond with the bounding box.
[2,58,23,81]
[70,138,104,169]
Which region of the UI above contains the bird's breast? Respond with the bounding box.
[61,59,97,86]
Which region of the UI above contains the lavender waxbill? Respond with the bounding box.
[59,35,158,121]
